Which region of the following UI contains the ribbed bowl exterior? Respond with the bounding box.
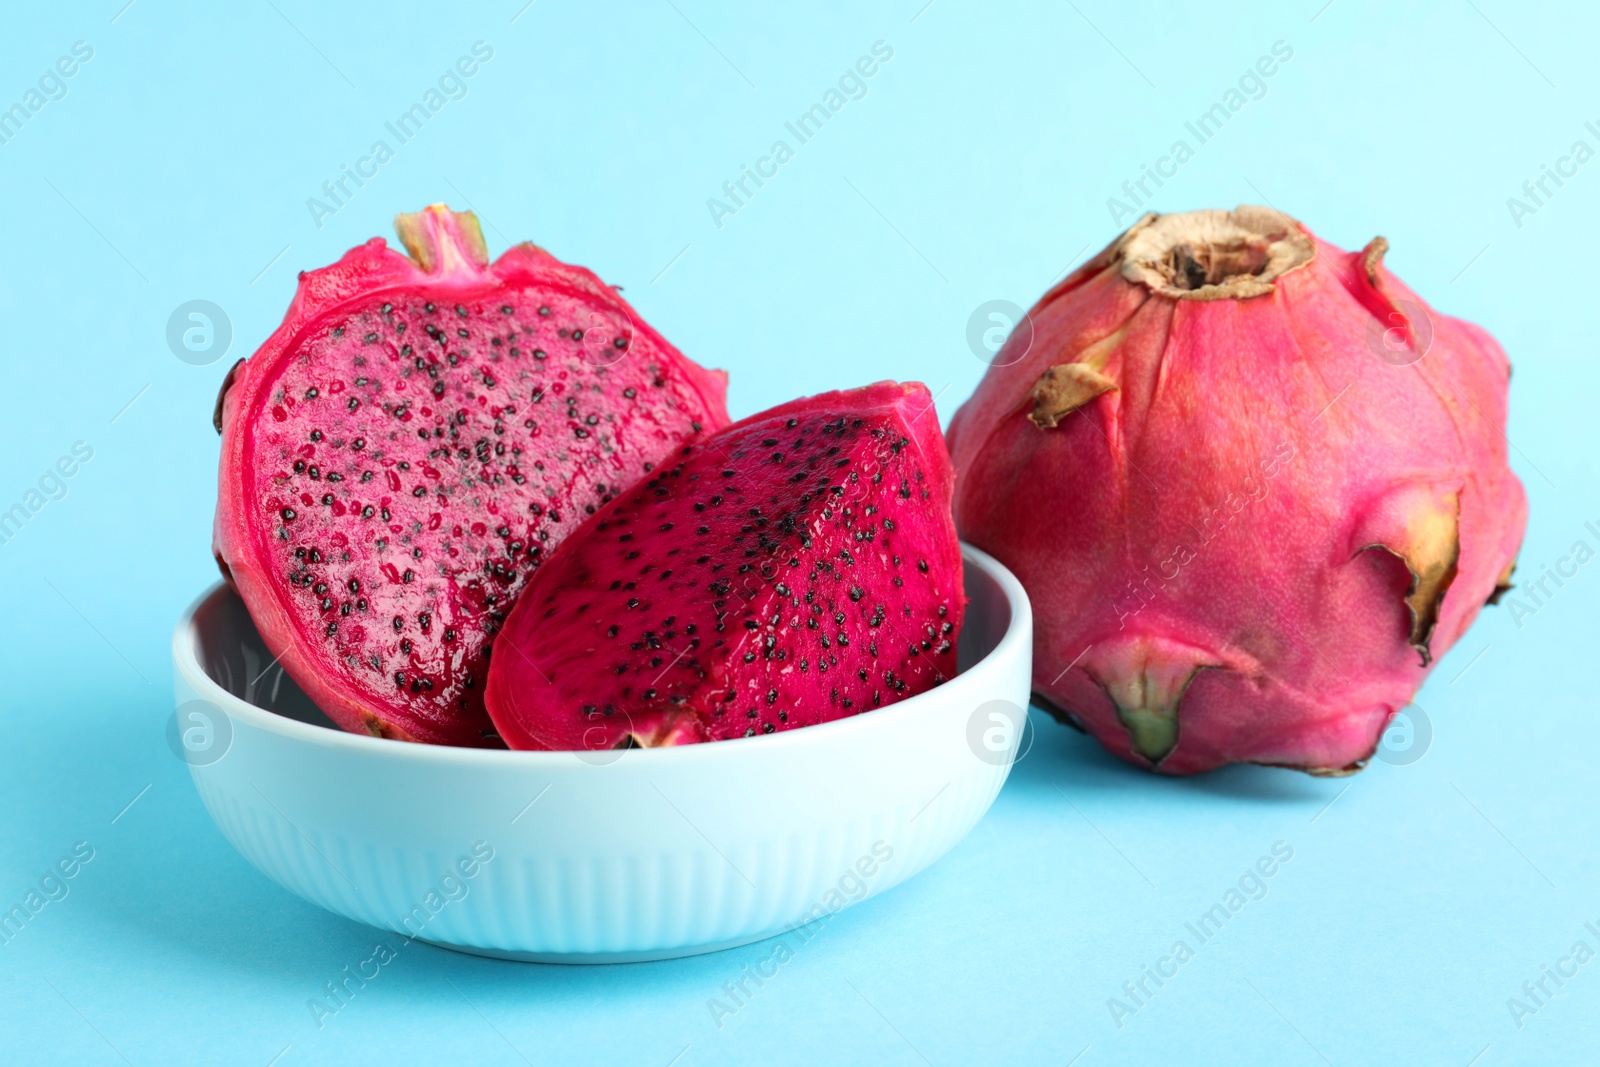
[173,546,1031,963]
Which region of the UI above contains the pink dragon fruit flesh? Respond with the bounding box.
[946,205,1527,776]
[485,381,965,751]
[214,205,730,746]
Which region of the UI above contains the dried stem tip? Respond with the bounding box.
[1116,205,1315,300]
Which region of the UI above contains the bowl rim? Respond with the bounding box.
[172,542,1031,767]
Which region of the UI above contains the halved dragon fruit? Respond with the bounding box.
[484,381,964,751]
[213,205,730,746]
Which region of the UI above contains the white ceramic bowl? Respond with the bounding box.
[171,545,1031,963]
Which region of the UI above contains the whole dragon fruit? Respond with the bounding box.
[485,381,964,751]
[214,205,730,746]
[947,206,1526,776]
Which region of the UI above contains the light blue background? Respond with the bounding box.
[1,1,1595,1063]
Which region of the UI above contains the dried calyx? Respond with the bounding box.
[1115,205,1315,300]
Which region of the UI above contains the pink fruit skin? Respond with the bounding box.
[946,208,1527,776]
[485,381,964,752]
[214,206,729,747]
